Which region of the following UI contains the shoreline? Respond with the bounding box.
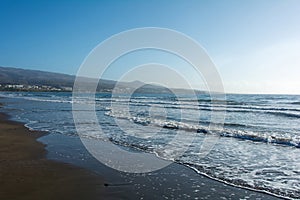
[0,98,285,200]
[0,106,125,200]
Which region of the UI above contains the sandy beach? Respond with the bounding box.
[0,108,116,200]
[1,0,300,199]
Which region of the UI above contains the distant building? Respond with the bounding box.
[61,86,73,91]
[14,84,24,89]
[0,83,73,92]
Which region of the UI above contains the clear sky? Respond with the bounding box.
[0,0,300,94]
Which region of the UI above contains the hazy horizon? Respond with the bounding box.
[1,65,299,96]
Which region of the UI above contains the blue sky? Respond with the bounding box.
[0,0,300,94]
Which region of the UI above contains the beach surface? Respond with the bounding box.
[0,99,284,200]
[0,109,126,200]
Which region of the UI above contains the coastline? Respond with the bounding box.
[0,105,122,200]
[0,98,285,200]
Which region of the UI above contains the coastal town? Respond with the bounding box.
[0,84,73,92]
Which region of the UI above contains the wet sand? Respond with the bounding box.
[0,111,114,200]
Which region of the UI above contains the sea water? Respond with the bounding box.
[0,92,299,198]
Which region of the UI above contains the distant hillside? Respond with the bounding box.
[0,66,205,94]
[0,66,117,91]
[0,66,75,87]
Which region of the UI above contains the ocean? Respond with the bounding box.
[0,91,299,199]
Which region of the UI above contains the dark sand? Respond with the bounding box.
[0,100,284,200]
[0,111,120,200]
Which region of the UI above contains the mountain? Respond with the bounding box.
[0,66,74,87]
[0,66,205,94]
[0,66,119,91]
